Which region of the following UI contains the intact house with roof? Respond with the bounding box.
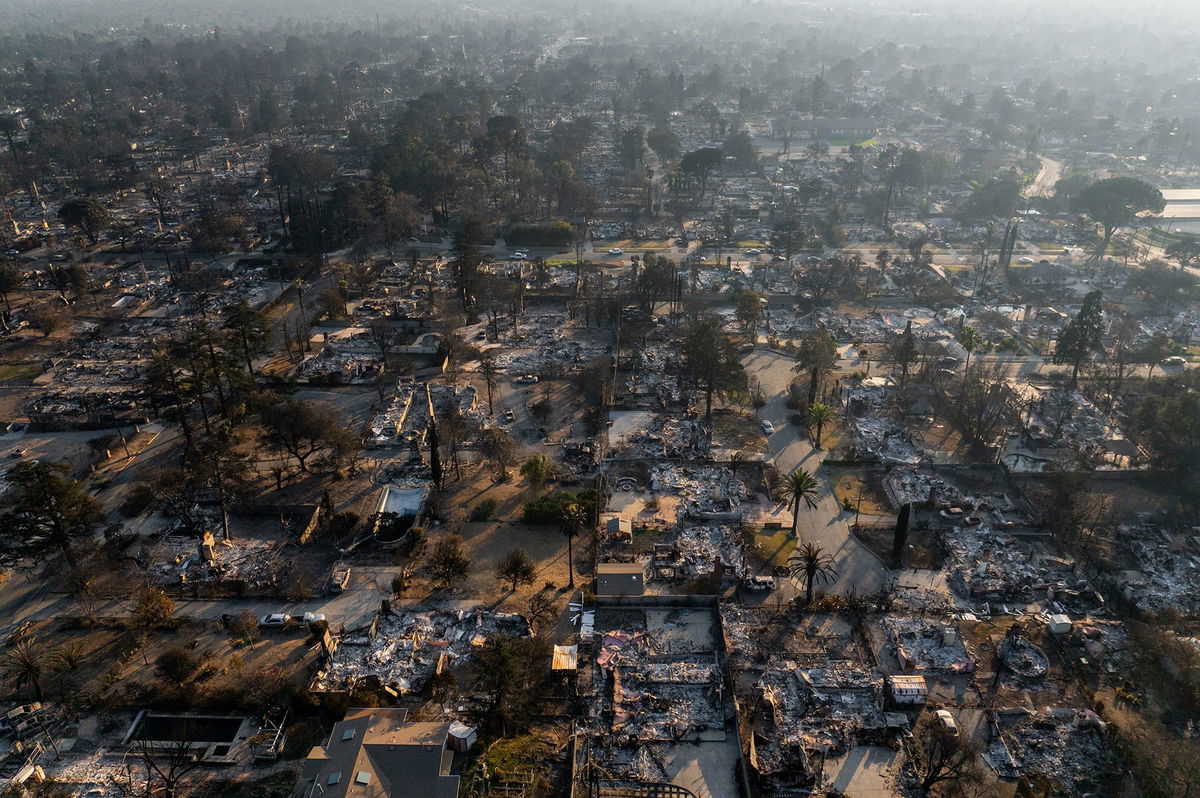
[294,708,460,798]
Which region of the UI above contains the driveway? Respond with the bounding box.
[743,349,887,597]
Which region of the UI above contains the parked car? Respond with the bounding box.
[744,248,761,256]
[9,448,28,457]
[761,420,775,435]
[608,248,624,255]
[327,564,351,594]
[743,576,775,592]
[259,613,289,628]
[935,709,959,736]
[514,374,539,384]
[303,612,327,624]
[503,408,517,423]
[1163,355,1186,367]
[1016,256,1035,264]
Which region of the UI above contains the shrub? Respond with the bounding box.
[505,221,574,248]
[470,498,498,522]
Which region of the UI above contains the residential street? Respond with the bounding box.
[743,349,888,598]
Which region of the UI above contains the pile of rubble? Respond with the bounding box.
[313,607,530,694]
[649,464,748,520]
[1119,524,1200,614]
[592,627,725,744]
[751,661,892,784]
[667,526,750,581]
[941,525,1103,613]
[147,532,286,588]
[881,616,976,673]
[987,707,1118,796]
[851,417,922,465]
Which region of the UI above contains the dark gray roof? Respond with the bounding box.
[295,709,460,798]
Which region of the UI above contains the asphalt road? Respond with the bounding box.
[743,349,887,598]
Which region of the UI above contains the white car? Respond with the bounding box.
[259,613,289,628]
[935,709,959,736]
[608,248,624,255]
[1016,256,1035,264]
[745,249,762,256]
[761,420,775,435]
[1163,355,1186,367]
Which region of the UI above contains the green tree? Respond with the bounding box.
[778,469,821,537]
[807,402,835,449]
[132,586,176,630]
[735,290,764,343]
[468,635,551,736]
[680,147,723,197]
[0,461,103,568]
[519,454,555,492]
[1052,290,1105,388]
[794,329,838,407]
[495,549,537,592]
[1074,177,1165,263]
[57,197,111,244]
[956,324,980,371]
[222,302,272,375]
[787,542,838,605]
[681,313,746,421]
[1166,235,1200,267]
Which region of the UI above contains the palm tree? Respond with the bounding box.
[956,324,980,371]
[778,469,821,537]
[2,639,46,700]
[807,402,835,449]
[519,454,555,492]
[788,542,838,605]
[559,501,588,589]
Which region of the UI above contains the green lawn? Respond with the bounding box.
[0,363,40,383]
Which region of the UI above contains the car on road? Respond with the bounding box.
[303,612,327,624]
[938,356,959,367]
[743,575,776,592]
[744,248,761,256]
[761,420,775,435]
[1163,355,1186,367]
[259,613,289,628]
[608,248,624,255]
[772,254,787,261]
[9,448,27,457]
[503,408,517,423]
[514,374,539,384]
[1016,256,1035,264]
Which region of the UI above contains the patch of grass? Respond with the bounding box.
[482,733,556,775]
[751,527,795,570]
[0,363,40,383]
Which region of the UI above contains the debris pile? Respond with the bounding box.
[988,707,1118,796]
[1118,524,1200,614]
[882,617,976,673]
[313,607,529,694]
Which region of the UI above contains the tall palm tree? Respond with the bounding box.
[778,469,821,537]
[559,501,588,589]
[788,542,838,605]
[956,324,980,371]
[2,639,45,700]
[807,402,835,449]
